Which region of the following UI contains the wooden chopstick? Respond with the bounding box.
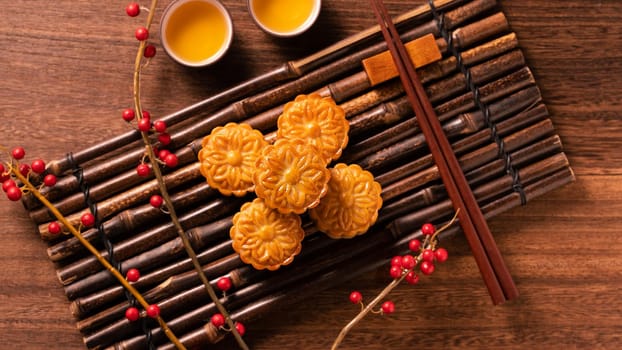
[369,0,518,304]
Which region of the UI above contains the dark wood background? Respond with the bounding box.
[1,0,621,349]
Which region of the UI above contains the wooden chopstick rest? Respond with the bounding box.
[362,33,442,86]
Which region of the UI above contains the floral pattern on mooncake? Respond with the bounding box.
[254,138,330,214]
[231,198,305,270]
[277,93,349,164]
[309,163,383,239]
[198,123,268,197]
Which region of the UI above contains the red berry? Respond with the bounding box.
[135,27,149,41]
[136,163,150,177]
[48,221,62,235]
[235,322,246,337]
[389,265,402,279]
[158,133,171,145]
[122,108,135,122]
[31,159,46,174]
[0,164,8,182]
[349,291,362,304]
[149,194,163,208]
[19,164,30,176]
[2,179,16,192]
[125,2,140,17]
[6,186,22,201]
[158,149,171,160]
[11,147,25,160]
[381,301,395,314]
[125,307,140,321]
[408,239,421,252]
[43,174,57,187]
[144,44,156,58]
[435,248,448,263]
[405,271,420,285]
[153,120,167,133]
[421,223,436,236]
[210,313,225,328]
[401,255,415,270]
[126,268,140,282]
[390,255,403,267]
[146,304,160,318]
[421,249,435,263]
[420,261,435,275]
[216,276,232,292]
[142,110,151,119]
[81,212,95,227]
[137,118,151,132]
[164,154,178,168]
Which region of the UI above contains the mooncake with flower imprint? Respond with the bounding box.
[277,93,349,164]
[230,198,305,270]
[198,123,268,197]
[254,138,330,214]
[309,163,382,239]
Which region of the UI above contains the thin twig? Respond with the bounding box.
[331,210,459,350]
[9,162,187,350]
[331,275,405,350]
[131,1,248,349]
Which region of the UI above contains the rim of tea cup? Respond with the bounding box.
[160,0,234,67]
[247,0,321,38]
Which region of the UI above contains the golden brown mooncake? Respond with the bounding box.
[198,122,268,196]
[310,163,382,239]
[254,138,330,214]
[230,198,305,270]
[277,93,349,164]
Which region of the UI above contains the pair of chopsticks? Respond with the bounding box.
[369,0,518,304]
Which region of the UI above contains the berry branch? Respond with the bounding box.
[0,148,185,349]
[124,2,248,349]
[331,210,459,350]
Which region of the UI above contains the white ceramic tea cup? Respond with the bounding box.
[248,0,322,37]
[160,0,234,67]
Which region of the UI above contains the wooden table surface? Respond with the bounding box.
[1,0,621,349]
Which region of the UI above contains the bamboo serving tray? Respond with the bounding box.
[18,0,573,348]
